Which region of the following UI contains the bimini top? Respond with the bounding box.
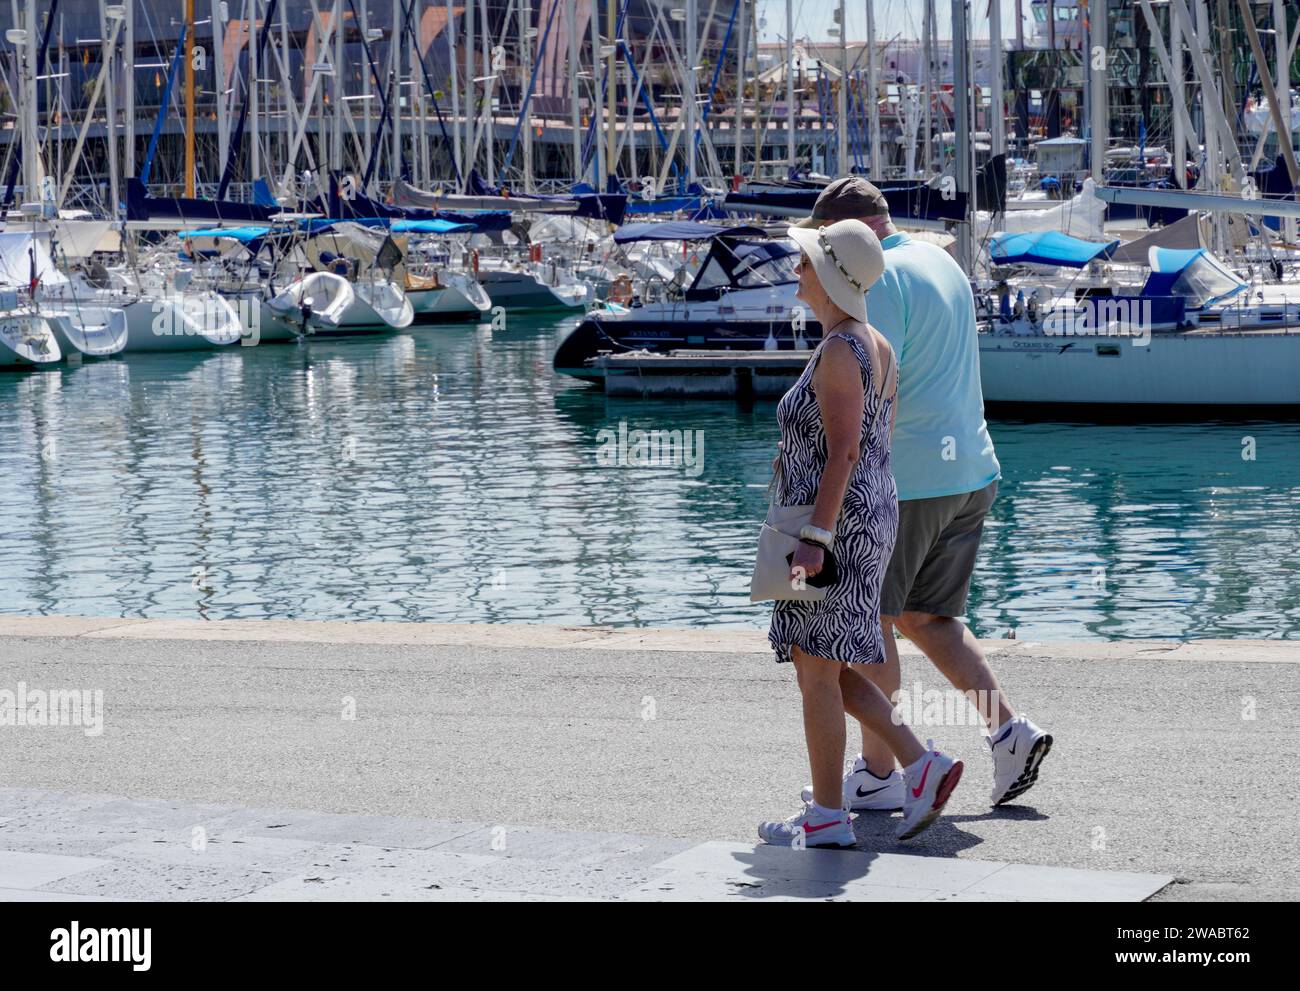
[684,238,800,300]
[1140,247,1247,308]
[613,221,767,244]
[989,230,1119,268]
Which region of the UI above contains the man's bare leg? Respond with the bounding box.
[893,611,1014,730]
[848,618,901,774]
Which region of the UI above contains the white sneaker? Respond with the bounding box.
[758,801,856,849]
[896,743,963,841]
[801,756,905,812]
[988,715,1053,806]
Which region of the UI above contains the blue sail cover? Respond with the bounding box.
[624,196,704,215]
[466,169,629,225]
[613,222,767,244]
[989,230,1119,267]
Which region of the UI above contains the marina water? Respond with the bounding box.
[2,315,1297,640]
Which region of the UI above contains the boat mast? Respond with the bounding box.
[124,0,134,178]
[22,0,36,204]
[836,0,846,174]
[251,0,260,184]
[785,0,794,172]
[1275,0,1294,243]
[951,0,972,270]
[522,0,533,192]
[1089,0,1106,181]
[332,0,343,175]
[480,0,491,186]
[589,0,602,184]
[185,0,196,196]
[211,0,229,181]
[734,0,744,176]
[606,0,616,186]
[990,0,1003,160]
[392,0,403,185]
[99,0,120,216]
[446,0,461,184]
[566,0,579,183]
[464,0,474,187]
[685,0,697,186]
[922,0,932,174]
[866,0,879,175]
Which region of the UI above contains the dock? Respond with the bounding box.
[593,349,813,398]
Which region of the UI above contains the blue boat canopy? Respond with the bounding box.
[613,221,767,244]
[1140,247,1246,308]
[391,218,475,235]
[989,230,1119,268]
[178,225,270,243]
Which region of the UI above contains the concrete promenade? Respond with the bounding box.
[0,616,1296,901]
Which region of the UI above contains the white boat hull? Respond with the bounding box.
[46,306,129,358]
[979,329,1300,406]
[407,275,492,324]
[267,273,410,336]
[0,311,63,367]
[121,293,244,352]
[476,268,591,310]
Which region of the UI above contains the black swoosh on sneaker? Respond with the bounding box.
[855,783,892,798]
[1009,739,1018,756]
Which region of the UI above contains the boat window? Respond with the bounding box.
[690,256,733,293]
[735,250,798,287]
[1170,253,1246,308]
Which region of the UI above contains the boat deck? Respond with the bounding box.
[592,349,813,398]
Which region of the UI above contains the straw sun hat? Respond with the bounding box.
[786,219,885,326]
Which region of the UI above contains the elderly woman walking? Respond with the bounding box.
[756,219,963,846]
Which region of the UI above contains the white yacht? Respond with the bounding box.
[554,222,810,381]
[0,231,128,359]
[978,231,1300,408]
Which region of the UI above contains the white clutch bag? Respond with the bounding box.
[749,503,829,603]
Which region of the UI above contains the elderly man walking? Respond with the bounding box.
[797,177,1053,812]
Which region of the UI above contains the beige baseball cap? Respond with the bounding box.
[793,176,891,229]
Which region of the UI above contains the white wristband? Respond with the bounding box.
[799,524,835,550]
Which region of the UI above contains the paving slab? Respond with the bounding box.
[0,850,111,890]
[0,791,1173,902]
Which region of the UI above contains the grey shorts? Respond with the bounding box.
[881,480,997,618]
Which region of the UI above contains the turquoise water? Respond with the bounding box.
[2,314,1298,640]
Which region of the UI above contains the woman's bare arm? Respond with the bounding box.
[787,338,864,582]
[809,337,865,533]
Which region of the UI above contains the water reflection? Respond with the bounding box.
[1,317,1297,640]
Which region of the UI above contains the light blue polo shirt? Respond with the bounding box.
[866,232,1000,502]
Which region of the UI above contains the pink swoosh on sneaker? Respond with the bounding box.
[802,819,843,833]
[910,760,932,799]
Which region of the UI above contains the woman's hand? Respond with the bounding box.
[789,541,824,587]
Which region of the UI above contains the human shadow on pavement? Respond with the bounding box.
[720,817,986,900]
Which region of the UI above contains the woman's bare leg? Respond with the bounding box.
[790,646,848,810]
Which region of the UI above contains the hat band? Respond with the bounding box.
[818,228,866,292]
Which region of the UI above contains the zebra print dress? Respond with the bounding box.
[768,331,898,666]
